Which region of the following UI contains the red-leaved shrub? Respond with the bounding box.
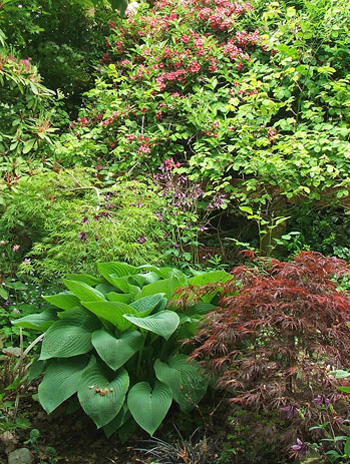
[188,252,350,457]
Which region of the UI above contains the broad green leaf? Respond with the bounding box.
[344,436,350,456]
[106,292,133,304]
[130,294,166,317]
[95,283,117,295]
[39,356,89,414]
[188,270,230,286]
[39,308,100,360]
[12,308,57,331]
[154,355,208,412]
[66,274,104,286]
[78,362,129,428]
[137,271,186,299]
[124,311,180,340]
[82,301,137,330]
[97,262,138,281]
[104,276,140,295]
[337,386,350,393]
[43,291,80,310]
[92,330,143,371]
[63,280,105,302]
[127,381,172,435]
[103,403,131,438]
[28,358,45,382]
[0,286,8,299]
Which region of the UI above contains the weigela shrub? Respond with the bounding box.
[187,252,350,457]
[57,0,350,216]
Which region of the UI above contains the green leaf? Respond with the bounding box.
[337,386,350,393]
[91,330,143,371]
[0,286,8,300]
[77,361,129,428]
[97,262,138,281]
[82,301,137,330]
[106,292,133,304]
[124,311,180,340]
[43,291,81,310]
[66,274,104,286]
[12,308,57,331]
[28,359,45,382]
[39,308,100,360]
[127,381,173,435]
[39,356,89,414]
[154,355,208,412]
[130,294,166,317]
[22,138,36,154]
[188,270,229,286]
[63,280,105,302]
[103,403,131,438]
[344,436,350,456]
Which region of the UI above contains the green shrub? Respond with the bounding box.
[54,0,350,254]
[0,50,56,182]
[0,169,167,280]
[13,263,229,436]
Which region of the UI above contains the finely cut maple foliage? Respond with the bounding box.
[188,252,350,451]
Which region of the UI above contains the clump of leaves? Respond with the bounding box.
[14,263,229,437]
[190,252,350,456]
[0,169,168,279]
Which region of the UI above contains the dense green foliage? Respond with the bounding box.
[14,263,228,436]
[0,170,168,279]
[2,0,350,462]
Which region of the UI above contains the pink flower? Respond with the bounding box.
[12,245,20,252]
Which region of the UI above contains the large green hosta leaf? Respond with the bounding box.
[97,262,138,285]
[127,381,173,435]
[188,270,230,286]
[65,274,104,286]
[124,311,180,340]
[77,361,129,428]
[63,280,105,302]
[136,270,187,299]
[39,356,89,414]
[82,301,137,330]
[91,330,143,370]
[102,403,131,438]
[154,355,208,412]
[39,308,100,360]
[43,291,80,310]
[130,293,166,317]
[13,308,57,331]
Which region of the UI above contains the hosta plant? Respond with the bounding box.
[13,262,229,437]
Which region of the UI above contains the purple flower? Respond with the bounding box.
[105,203,115,210]
[78,232,87,243]
[82,217,89,223]
[313,395,331,407]
[281,405,299,419]
[137,235,147,244]
[154,211,164,222]
[291,439,308,458]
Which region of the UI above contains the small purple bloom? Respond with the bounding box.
[105,203,115,210]
[78,232,87,243]
[154,211,164,222]
[82,217,89,223]
[137,235,147,244]
[281,405,299,419]
[291,439,308,457]
[314,395,331,407]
